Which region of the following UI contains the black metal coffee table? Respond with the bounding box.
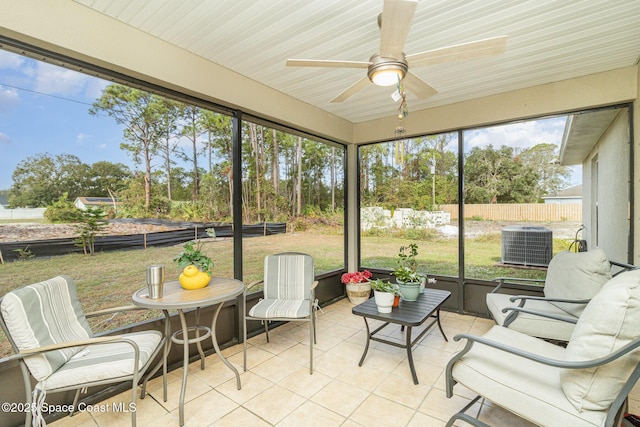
[351,288,451,384]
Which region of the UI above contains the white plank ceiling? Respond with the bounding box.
[74,0,640,124]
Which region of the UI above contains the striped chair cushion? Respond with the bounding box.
[0,276,92,381]
[249,299,310,319]
[263,253,314,300]
[39,330,162,391]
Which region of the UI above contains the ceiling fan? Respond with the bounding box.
[286,0,507,103]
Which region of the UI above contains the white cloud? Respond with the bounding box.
[465,117,567,151]
[98,143,107,149]
[0,132,10,144]
[0,86,19,113]
[34,62,91,96]
[0,51,25,70]
[77,133,91,144]
[85,78,109,99]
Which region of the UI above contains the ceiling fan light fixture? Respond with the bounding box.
[367,54,408,86]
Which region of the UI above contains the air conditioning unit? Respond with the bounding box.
[501,226,553,267]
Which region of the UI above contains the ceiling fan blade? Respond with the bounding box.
[403,72,438,99]
[379,0,418,58]
[406,35,508,67]
[286,59,370,69]
[330,77,371,103]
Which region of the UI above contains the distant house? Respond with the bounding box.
[74,196,120,211]
[0,194,8,209]
[542,184,582,204]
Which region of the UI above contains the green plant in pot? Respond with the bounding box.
[173,240,214,290]
[370,279,398,313]
[393,244,423,301]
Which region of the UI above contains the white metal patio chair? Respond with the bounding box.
[447,269,640,427]
[243,252,318,374]
[0,275,166,427]
[486,248,635,341]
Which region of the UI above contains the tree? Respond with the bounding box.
[90,84,164,209]
[518,143,571,200]
[153,98,181,200]
[176,105,205,201]
[74,206,108,255]
[10,153,89,207]
[86,161,132,196]
[464,145,539,203]
[201,112,233,216]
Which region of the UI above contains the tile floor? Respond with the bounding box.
[49,298,640,427]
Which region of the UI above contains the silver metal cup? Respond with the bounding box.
[146,264,165,299]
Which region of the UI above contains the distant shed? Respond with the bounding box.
[74,196,120,211]
[542,184,582,204]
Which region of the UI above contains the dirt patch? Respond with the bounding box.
[0,220,584,243]
[0,222,184,242]
[463,220,584,240]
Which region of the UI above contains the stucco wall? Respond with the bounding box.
[582,109,630,263]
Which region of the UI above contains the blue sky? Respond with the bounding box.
[0,50,128,190]
[0,49,577,191]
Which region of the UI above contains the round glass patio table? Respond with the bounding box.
[132,277,244,426]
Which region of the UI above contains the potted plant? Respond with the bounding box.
[370,278,398,313]
[173,240,214,290]
[393,244,422,301]
[341,270,373,304]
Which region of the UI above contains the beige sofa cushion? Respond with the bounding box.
[451,326,607,427]
[561,269,640,411]
[486,292,577,341]
[544,249,611,317]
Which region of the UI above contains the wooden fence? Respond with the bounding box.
[439,203,582,222]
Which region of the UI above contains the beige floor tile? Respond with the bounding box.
[275,342,319,369]
[142,411,181,427]
[278,366,333,398]
[418,387,475,423]
[178,389,238,426]
[89,389,166,427]
[311,351,352,378]
[242,385,305,424]
[349,394,416,427]
[214,371,274,404]
[312,332,346,352]
[275,400,345,427]
[392,358,444,386]
[250,353,301,383]
[249,331,299,355]
[326,339,369,361]
[336,363,390,392]
[228,345,275,370]
[147,372,212,412]
[310,380,370,417]
[356,348,407,372]
[48,411,97,427]
[210,406,271,427]
[191,357,241,388]
[411,344,455,368]
[373,373,431,409]
[476,402,538,426]
[56,305,634,427]
[407,411,447,427]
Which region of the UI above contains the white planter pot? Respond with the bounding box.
[345,281,371,305]
[373,290,395,313]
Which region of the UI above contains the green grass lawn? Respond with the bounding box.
[0,226,565,357]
